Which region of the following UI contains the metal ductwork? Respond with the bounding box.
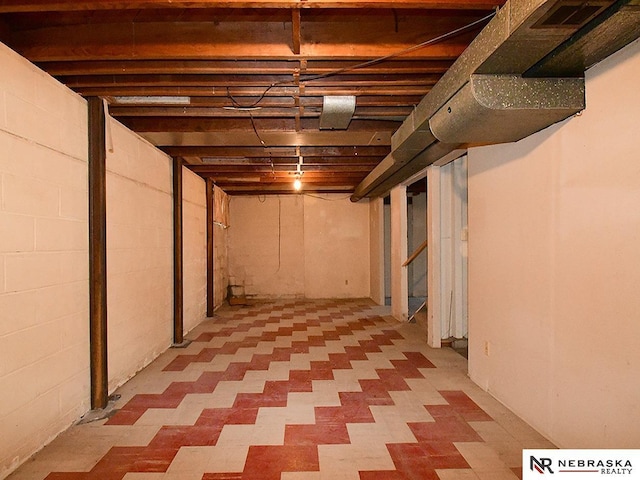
[429,74,585,144]
[351,0,640,201]
[319,95,356,130]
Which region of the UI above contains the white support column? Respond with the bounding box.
[390,185,408,321]
[439,162,453,341]
[426,166,442,347]
[452,156,469,338]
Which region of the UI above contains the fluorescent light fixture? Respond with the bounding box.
[112,96,191,105]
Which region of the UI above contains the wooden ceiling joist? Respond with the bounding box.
[0,0,503,13]
[38,58,454,77]
[0,0,502,195]
[163,145,390,157]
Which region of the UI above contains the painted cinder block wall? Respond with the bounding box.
[228,194,370,299]
[0,43,90,478]
[0,42,210,478]
[105,119,175,391]
[106,119,210,391]
[183,168,208,331]
[467,38,640,448]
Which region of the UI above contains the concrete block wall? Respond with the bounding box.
[228,194,370,299]
[228,195,304,297]
[0,43,90,477]
[303,194,370,298]
[183,167,207,331]
[105,119,174,391]
[0,41,212,477]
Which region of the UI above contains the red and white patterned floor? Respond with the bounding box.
[9,299,554,480]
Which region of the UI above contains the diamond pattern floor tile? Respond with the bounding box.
[8,299,553,480]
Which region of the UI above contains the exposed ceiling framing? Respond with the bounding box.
[4,0,635,197]
[0,0,502,195]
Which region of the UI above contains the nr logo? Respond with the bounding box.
[530,456,554,474]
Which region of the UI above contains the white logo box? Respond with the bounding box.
[523,449,640,479]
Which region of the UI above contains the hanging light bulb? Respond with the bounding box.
[293,151,304,191]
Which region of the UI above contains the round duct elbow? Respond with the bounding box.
[429,74,585,145]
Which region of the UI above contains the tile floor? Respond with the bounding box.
[9,299,554,480]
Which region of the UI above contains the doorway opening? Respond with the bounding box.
[406,178,427,328]
[431,156,469,357]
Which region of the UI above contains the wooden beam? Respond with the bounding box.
[87,97,108,410]
[61,73,296,88]
[291,9,301,55]
[206,178,215,317]
[109,106,303,117]
[163,146,300,157]
[142,129,393,147]
[186,155,382,165]
[41,59,302,76]
[218,184,354,194]
[190,163,373,172]
[0,0,505,13]
[61,72,438,89]
[0,17,11,43]
[107,105,412,118]
[11,21,474,62]
[163,145,389,157]
[117,117,399,132]
[302,145,390,156]
[172,157,185,345]
[203,173,367,183]
[74,85,432,97]
[180,156,204,165]
[402,239,427,267]
[40,58,453,76]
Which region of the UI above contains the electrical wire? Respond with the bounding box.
[225,10,497,109]
[248,112,267,148]
[303,193,353,201]
[248,112,276,178]
[229,11,497,195]
[299,11,497,84]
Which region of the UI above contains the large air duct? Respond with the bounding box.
[351,0,640,201]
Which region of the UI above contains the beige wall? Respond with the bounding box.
[303,194,370,298]
[228,194,370,299]
[0,43,89,477]
[214,186,229,309]
[183,168,207,330]
[106,119,174,391]
[228,195,304,297]
[369,197,385,305]
[467,39,640,448]
[0,42,212,478]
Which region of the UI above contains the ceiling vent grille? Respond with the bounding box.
[533,1,612,28]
